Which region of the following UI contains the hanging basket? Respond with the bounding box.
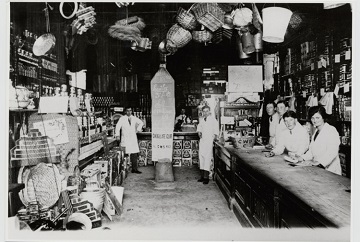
[191,3,225,32]
[192,28,213,43]
[166,24,192,48]
[176,7,198,30]
[165,39,178,54]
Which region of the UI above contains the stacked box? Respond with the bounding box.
[173,158,182,167]
[182,158,192,166]
[138,140,147,149]
[182,149,192,159]
[173,140,182,150]
[183,140,191,149]
[147,141,152,149]
[146,149,152,164]
[138,148,147,166]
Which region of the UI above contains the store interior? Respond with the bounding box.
[6,2,355,241]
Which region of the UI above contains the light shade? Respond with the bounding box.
[262,7,292,43]
[323,3,347,9]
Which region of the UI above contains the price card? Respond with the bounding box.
[302,91,307,98]
[317,61,322,69]
[335,54,340,63]
[344,82,350,93]
[345,50,351,60]
[334,84,339,97]
[320,88,325,96]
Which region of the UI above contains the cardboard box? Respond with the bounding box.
[191,140,199,150]
[173,140,182,149]
[182,149,192,158]
[173,158,182,167]
[183,140,191,149]
[182,158,192,166]
[147,141,152,149]
[173,149,182,158]
[138,140,147,149]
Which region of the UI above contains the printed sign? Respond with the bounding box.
[228,65,263,93]
[151,67,175,161]
[33,118,69,145]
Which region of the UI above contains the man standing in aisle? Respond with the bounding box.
[197,105,219,184]
[274,100,289,146]
[266,102,280,149]
[115,107,144,174]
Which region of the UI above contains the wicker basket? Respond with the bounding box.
[230,136,256,149]
[165,39,178,54]
[192,28,213,43]
[176,7,198,30]
[166,24,192,48]
[191,3,225,32]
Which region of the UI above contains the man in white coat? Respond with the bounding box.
[196,105,219,184]
[274,100,289,146]
[115,107,144,174]
[266,111,309,158]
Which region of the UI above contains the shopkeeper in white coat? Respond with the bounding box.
[274,100,289,146]
[115,107,144,174]
[265,110,309,157]
[297,106,342,175]
[197,105,219,184]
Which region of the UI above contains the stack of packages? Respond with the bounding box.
[137,140,153,167]
[172,139,199,167]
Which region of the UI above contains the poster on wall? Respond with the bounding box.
[151,66,175,161]
[228,65,263,93]
[33,118,69,145]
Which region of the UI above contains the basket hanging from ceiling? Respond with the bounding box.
[166,24,192,48]
[176,6,198,30]
[192,26,213,43]
[191,3,225,32]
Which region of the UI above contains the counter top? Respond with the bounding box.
[217,143,351,228]
[137,132,198,136]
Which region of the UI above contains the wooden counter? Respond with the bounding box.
[214,142,351,229]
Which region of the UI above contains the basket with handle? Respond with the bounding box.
[176,6,198,30]
[166,24,192,48]
[191,3,225,32]
[192,26,213,43]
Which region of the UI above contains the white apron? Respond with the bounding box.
[115,115,143,154]
[197,116,219,171]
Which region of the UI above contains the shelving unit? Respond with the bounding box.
[277,7,352,178]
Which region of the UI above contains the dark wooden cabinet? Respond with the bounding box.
[213,143,350,229]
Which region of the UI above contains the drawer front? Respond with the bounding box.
[234,172,251,213]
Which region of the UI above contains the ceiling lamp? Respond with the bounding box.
[323,3,347,9]
[262,7,292,43]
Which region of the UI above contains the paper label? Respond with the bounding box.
[311,63,315,71]
[344,83,350,93]
[320,88,325,96]
[345,50,351,60]
[302,91,307,98]
[317,61,322,69]
[334,84,339,97]
[335,54,340,63]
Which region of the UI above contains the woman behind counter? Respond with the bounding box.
[297,106,342,175]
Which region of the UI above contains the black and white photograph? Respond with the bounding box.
[3,1,359,241]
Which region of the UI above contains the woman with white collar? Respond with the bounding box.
[297,106,342,175]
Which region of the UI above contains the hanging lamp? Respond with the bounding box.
[323,3,347,9]
[262,6,292,43]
